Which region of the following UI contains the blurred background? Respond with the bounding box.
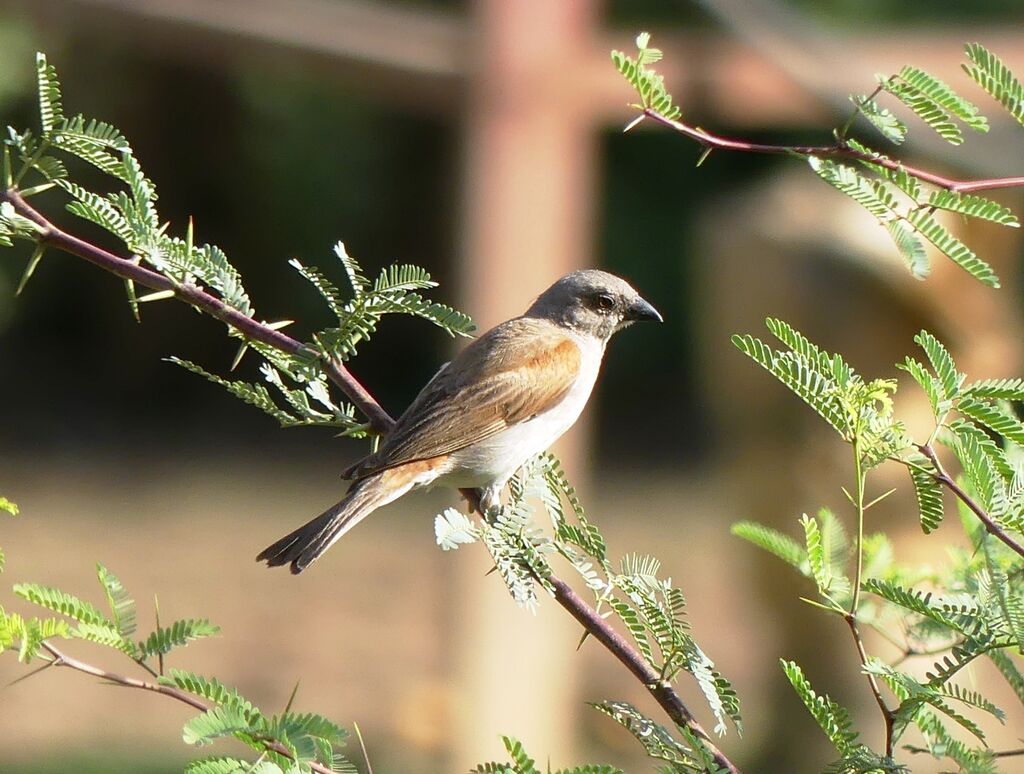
[2,1,1024,772]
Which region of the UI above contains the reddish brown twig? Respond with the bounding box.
[917,443,1024,560]
[642,109,1024,194]
[39,642,335,774]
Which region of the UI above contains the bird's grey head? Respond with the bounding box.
[525,269,662,340]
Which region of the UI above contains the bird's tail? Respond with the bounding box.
[257,473,396,574]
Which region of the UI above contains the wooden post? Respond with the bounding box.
[451,0,599,768]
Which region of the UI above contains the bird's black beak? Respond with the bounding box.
[626,297,663,323]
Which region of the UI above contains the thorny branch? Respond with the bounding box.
[38,642,337,774]
[641,108,1024,194]
[917,443,1024,560]
[2,185,741,773]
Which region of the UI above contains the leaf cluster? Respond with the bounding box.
[172,670,356,774]
[733,318,1024,771]
[7,563,218,664]
[1,553,358,773]
[3,53,474,443]
[614,38,1024,287]
[435,453,740,770]
[733,318,907,468]
[472,735,624,774]
[611,32,681,120]
[812,45,1024,288]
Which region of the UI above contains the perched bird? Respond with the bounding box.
[258,269,662,574]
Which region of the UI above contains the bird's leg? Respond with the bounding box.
[477,484,504,525]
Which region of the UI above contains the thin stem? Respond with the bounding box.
[916,443,1024,560]
[846,437,895,758]
[995,747,1024,758]
[851,437,866,615]
[838,85,883,140]
[844,613,895,759]
[38,642,335,773]
[5,186,741,774]
[643,109,1024,193]
[353,721,374,774]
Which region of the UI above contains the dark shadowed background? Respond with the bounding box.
[2,1,1024,772]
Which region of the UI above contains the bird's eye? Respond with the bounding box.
[593,293,616,312]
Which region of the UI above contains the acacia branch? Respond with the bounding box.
[1,188,393,435]
[642,109,1024,193]
[5,186,741,773]
[917,443,1024,560]
[39,642,335,774]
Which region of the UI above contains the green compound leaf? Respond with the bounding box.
[730,520,806,570]
[182,705,254,747]
[914,330,963,402]
[904,209,1000,288]
[886,221,929,279]
[160,670,263,723]
[910,464,945,534]
[13,583,108,626]
[731,332,849,437]
[896,66,988,132]
[139,618,219,659]
[35,52,63,135]
[883,78,963,145]
[591,700,706,772]
[927,190,1018,227]
[780,660,859,755]
[807,157,898,221]
[851,95,907,144]
[963,43,1024,128]
[962,378,1024,400]
[957,397,1024,446]
[96,563,136,640]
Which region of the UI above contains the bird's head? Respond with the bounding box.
[526,269,662,341]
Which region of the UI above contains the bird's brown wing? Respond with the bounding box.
[344,317,581,479]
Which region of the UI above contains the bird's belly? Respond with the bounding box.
[440,339,601,488]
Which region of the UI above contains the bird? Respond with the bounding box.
[258,269,662,574]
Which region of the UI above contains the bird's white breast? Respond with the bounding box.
[441,333,604,489]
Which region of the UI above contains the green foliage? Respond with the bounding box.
[733,319,907,469]
[434,453,740,770]
[781,660,859,754]
[881,78,968,145]
[909,461,945,533]
[434,507,480,550]
[139,618,219,659]
[3,558,357,771]
[611,32,681,120]
[0,496,16,574]
[308,245,475,363]
[4,54,473,454]
[850,95,907,144]
[905,209,1000,288]
[963,43,1024,127]
[733,318,1024,772]
[591,701,721,773]
[730,520,806,571]
[892,66,988,133]
[613,37,1024,287]
[808,158,899,221]
[927,190,1019,227]
[884,221,929,279]
[472,736,625,774]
